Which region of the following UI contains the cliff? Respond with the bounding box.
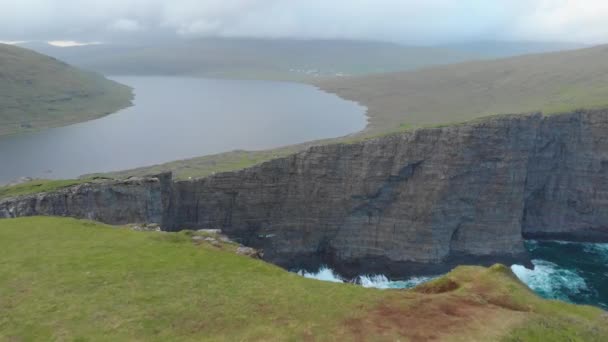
[2,110,608,275]
[0,173,172,226]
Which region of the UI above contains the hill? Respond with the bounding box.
[441,40,587,58]
[0,43,132,136]
[22,38,481,81]
[0,216,606,341]
[316,44,608,136]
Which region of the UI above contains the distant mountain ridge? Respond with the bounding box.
[20,38,585,81]
[0,43,132,136]
[21,38,479,80]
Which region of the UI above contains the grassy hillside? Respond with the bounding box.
[24,38,481,81]
[317,44,608,135]
[0,43,133,136]
[0,217,606,341]
[441,40,587,59]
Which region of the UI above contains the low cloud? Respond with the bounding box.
[1,0,607,44]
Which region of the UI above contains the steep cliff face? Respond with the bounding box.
[0,174,172,226]
[523,111,608,241]
[171,114,543,270]
[2,110,608,275]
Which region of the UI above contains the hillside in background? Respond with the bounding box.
[21,39,585,82]
[1,216,607,341]
[23,38,482,81]
[317,44,608,135]
[0,44,132,136]
[441,40,587,58]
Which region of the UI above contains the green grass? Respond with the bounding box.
[0,217,606,341]
[88,145,310,181]
[0,43,133,137]
[0,217,383,341]
[0,179,91,199]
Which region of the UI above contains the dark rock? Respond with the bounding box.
[0,173,172,226]
[236,246,263,258]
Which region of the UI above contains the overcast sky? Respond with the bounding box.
[2,0,607,45]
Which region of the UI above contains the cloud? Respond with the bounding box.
[47,40,102,47]
[0,0,607,44]
[109,19,143,32]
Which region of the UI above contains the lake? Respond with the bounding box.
[0,76,366,184]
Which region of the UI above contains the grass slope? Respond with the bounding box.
[317,44,608,135]
[0,179,93,199]
[1,217,606,341]
[0,43,133,136]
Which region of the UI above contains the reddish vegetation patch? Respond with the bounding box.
[342,293,519,341]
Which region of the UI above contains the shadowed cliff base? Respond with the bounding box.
[273,252,533,280]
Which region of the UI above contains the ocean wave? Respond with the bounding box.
[582,242,608,260]
[358,274,437,289]
[297,266,344,283]
[296,266,437,289]
[511,259,589,302]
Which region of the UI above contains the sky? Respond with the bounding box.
[1,0,607,45]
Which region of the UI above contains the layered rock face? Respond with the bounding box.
[2,110,608,274]
[171,114,541,270]
[523,111,608,241]
[0,173,172,226]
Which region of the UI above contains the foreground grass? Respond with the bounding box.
[1,217,606,341]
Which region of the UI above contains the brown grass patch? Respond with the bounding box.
[414,277,460,294]
[341,292,527,341]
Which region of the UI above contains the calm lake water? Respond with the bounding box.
[0,76,366,184]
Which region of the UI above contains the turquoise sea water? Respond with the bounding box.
[298,240,608,310]
[511,240,608,310]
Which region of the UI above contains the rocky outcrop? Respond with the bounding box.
[2,110,608,276]
[0,173,172,226]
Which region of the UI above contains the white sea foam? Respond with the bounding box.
[511,259,589,301]
[358,274,436,289]
[296,265,436,289]
[297,266,344,283]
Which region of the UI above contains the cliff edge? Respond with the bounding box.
[2,110,608,275]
